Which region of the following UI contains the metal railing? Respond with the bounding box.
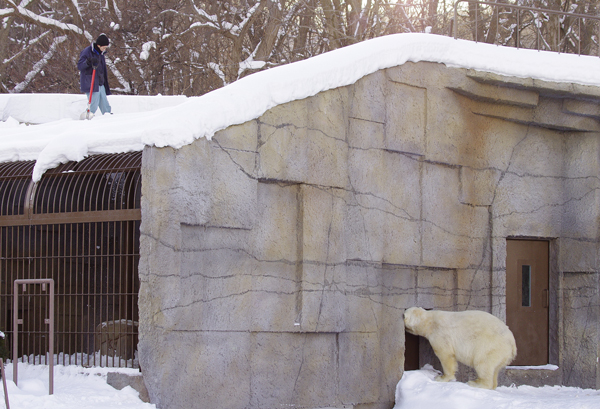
[0,152,141,369]
[453,0,600,56]
[1,357,9,409]
[13,279,54,394]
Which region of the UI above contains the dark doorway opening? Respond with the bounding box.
[404,331,420,370]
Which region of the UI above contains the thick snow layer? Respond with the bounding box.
[3,33,600,181]
[1,362,154,409]
[0,93,187,125]
[2,363,599,409]
[395,366,600,409]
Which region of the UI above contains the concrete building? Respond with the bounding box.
[138,47,600,409]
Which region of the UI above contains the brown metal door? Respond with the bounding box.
[506,239,549,366]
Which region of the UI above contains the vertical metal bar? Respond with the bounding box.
[475,3,479,42]
[51,225,55,364]
[26,227,30,365]
[578,18,581,55]
[61,224,65,366]
[496,4,499,45]
[1,358,9,409]
[21,228,25,365]
[31,280,35,364]
[537,13,540,51]
[557,14,560,53]
[123,222,128,368]
[124,221,129,368]
[32,227,36,364]
[117,222,122,368]
[73,223,78,367]
[66,223,71,366]
[49,280,54,395]
[107,223,112,368]
[12,281,18,385]
[454,0,458,39]
[88,223,93,367]
[101,241,104,369]
[116,222,119,367]
[0,228,4,351]
[37,229,40,363]
[63,224,67,366]
[12,279,54,394]
[95,222,99,368]
[121,221,126,367]
[6,227,11,366]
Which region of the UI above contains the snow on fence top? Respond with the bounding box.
[2,33,600,182]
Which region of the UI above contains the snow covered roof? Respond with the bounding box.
[3,33,600,182]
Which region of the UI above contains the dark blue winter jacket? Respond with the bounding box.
[77,43,111,95]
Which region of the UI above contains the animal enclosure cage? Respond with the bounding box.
[0,152,141,368]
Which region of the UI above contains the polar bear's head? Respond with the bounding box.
[404,307,427,336]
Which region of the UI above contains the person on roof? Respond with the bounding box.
[77,34,112,116]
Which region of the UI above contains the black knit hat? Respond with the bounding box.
[96,34,109,47]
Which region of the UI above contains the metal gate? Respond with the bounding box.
[0,152,141,368]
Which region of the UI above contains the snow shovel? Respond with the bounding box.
[80,64,97,120]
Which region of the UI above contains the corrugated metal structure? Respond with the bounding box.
[0,152,141,367]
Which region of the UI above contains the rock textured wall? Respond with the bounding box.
[138,61,600,408]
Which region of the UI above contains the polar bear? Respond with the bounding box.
[403,307,516,389]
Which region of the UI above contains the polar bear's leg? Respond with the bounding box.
[467,360,495,389]
[491,358,510,389]
[433,350,457,382]
[492,365,501,389]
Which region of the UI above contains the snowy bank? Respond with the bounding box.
[1,362,154,409]
[2,363,599,409]
[0,94,187,125]
[3,33,600,181]
[395,366,600,409]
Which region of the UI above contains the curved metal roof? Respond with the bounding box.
[0,152,141,224]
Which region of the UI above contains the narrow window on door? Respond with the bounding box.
[522,265,532,307]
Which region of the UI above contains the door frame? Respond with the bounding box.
[504,237,559,367]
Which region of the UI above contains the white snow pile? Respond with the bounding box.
[1,362,154,409]
[0,93,187,125]
[395,365,600,409]
[1,363,599,409]
[3,33,600,182]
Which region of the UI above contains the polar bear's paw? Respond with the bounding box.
[467,379,493,389]
[434,374,456,382]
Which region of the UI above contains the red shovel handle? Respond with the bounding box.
[88,67,96,105]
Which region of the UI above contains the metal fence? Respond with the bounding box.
[0,152,141,368]
[453,0,600,56]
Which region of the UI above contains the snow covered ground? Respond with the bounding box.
[396,365,600,409]
[1,362,599,409]
[1,362,154,409]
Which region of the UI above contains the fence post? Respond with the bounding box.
[454,1,459,39]
[12,279,54,395]
[1,358,9,409]
[452,0,600,56]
